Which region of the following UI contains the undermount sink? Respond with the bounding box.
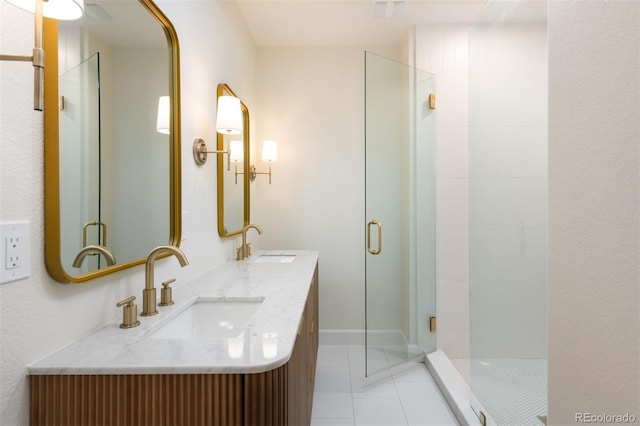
[149,297,264,339]
[254,254,296,264]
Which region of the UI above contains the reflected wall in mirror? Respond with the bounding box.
[217,84,250,237]
[44,0,182,283]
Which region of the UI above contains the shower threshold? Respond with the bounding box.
[426,351,548,426]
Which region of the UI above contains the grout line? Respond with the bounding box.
[392,369,412,426]
[314,345,458,425]
[347,343,357,423]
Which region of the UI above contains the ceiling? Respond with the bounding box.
[65,0,546,50]
[235,0,488,47]
[61,1,166,48]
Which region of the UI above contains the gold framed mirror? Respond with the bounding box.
[43,0,181,283]
[217,83,250,237]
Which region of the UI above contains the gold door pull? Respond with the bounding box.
[367,220,382,255]
[82,221,108,248]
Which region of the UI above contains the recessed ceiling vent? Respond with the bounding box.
[372,0,408,19]
[85,3,113,21]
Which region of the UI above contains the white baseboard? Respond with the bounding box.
[319,329,364,346]
[319,329,408,346]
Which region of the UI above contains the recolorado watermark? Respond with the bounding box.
[576,413,637,423]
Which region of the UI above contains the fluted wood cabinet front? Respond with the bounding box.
[30,267,319,426]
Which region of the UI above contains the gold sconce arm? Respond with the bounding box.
[233,162,244,184]
[192,137,229,167]
[0,0,45,111]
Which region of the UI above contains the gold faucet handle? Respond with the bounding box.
[236,246,245,261]
[116,296,140,329]
[159,278,176,307]
[116,295,135,308]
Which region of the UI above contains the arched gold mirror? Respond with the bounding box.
[44,0,181,283]
[217,83,250,237]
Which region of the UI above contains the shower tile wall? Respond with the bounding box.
[414,25,471,359]
[469,24,548,359]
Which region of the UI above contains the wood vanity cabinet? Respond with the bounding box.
[30,266,319,426]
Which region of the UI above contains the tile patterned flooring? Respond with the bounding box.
[311,345,459,426]
[451,357,548,426]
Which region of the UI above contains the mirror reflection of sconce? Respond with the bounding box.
[227,333,244,359]
[262,332,278,359]
[156,96,170,134]
[1,0,84,111]
[193,95,242,166]
[229,139,244,184]
[251,140,277,184]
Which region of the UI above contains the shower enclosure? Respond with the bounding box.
[364,52,436,376]
[59,53,102,274]
[365,0,548,422]
[467,1,548,424]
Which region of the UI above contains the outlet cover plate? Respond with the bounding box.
[1,221,31,284]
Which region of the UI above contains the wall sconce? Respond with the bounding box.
[156,96,170,134]
[251,140,277,184]
[1,0,85,111]
[193,95,242,166]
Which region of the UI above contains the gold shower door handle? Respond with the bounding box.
[82,221,108,248]
[367,220,382,255]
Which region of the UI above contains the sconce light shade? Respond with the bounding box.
[156,96,170,134]
[262,140,278,162]
[216,95,242,135]
[229,140,244,162]
[251,140,277,184]
[6,0,85,20]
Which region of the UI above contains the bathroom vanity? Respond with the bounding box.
[30,251,319,426]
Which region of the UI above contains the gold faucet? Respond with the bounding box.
[237,224,263,260]
[141,245,189,316]
[72,245,116,268]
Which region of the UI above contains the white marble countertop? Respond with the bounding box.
[29,250,319,375]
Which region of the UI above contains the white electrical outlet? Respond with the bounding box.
[6,234,23,268]
[1,221,31,284]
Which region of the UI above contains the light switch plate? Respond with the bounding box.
[1,221,31,284]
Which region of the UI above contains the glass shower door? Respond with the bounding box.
[59,53,101,274]
[364,52,436,376]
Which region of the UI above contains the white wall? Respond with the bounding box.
[548,0,640,422]
[0,1,255,424]
[252,46,399,332]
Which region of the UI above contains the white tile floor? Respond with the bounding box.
[311,345,459,426]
